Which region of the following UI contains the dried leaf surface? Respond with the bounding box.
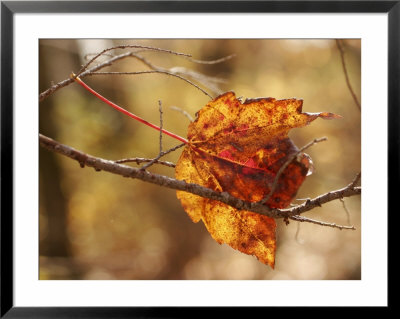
[175,91,338,267]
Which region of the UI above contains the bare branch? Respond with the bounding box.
[340,198,351,225]
[296,197,311,201]
[115,141,185,169]
[128,53,225,95]
[39,52,133,102]
[140,100,165,170]
[84,52,115,60]
[186,54,236,64]
[77,44,191,75]
[88,71,213,99]
[290,215,356,230]
[40,47,232,102]
[278,185,361,218]
[158,100,163,153]
[349,172,361,188]
[336,39,361,111]
[138,143,185,170]
[168,66,226,95]
[39,133,360,222]
[115,157,176,168]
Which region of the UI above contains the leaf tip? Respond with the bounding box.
[319,112,342,119]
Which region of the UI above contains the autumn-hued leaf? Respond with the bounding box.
[175,91,339,267]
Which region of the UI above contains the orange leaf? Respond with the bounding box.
[175,92,339,267]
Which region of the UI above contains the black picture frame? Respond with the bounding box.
[1,1,395,317]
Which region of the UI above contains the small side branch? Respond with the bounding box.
[115,157,176,168]
[88,71,213,99]
[290,215,356,230]
[336,39,361,111]
[278,174,362,218]
[39,52,133,102]
[340,198,351,225]
[186,54,236,64]
[77,44,191,75]
[140,100,166,170]
[349,172,361,188]
[39,46,232,102]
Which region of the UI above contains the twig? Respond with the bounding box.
[115,157,176,168]
[88,71,213,99]
[39,52,133,102]
[128,52,159,70]
[84,52,115,60]
[40,48,231,102]
[260,137,327,205]
[118,142,184,170]
[77,44,191,75]
[128,53,225,95]
[349,172,361,188]
[278,172,362,218]
[39,133,360,224]
[340,198,351,225]
[140,101,165,170]
[186,54,236,64]
[72,75,189,145]
[290,215,356,230]
[169,67,226,95]
[336,39,361,111]
[158,101,163,153]
[138,142,185,171]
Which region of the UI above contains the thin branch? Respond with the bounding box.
[40,47,231,102]
[115,157,176,168]
[84,52,115,60]
[186,54,236,64]
[290,215,356,230]
[128,52,159,69]
[83,49,176,62]
[260,137,327,205]
[349,172,361,188]
[169,67,226,95]
[340,198,351,225]
[39,133,360,223]
[336,39,361,111]
[73,75,189,145]
[158,101,163,153]
[77,44,191,75]
[116,142,185,169]
[87,71,213,99]
[339,172,360,224]
[278,174,362,218]
[140,100,165,170]
[39,52,134,102]
[128,53,225,95]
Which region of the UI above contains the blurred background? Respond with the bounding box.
[39,39,361,280]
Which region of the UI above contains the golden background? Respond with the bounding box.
[39,39,361,280]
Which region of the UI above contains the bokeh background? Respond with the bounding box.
[39,39,361,280]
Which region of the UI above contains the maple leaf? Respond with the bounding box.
[175,91,339,268]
